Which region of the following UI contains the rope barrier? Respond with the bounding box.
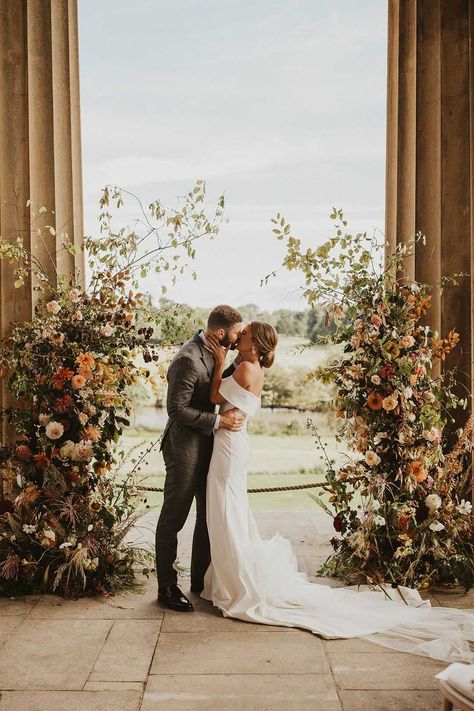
[136,482,325,494]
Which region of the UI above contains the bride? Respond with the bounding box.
[201,321,474,663]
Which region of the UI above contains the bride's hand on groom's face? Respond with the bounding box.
[205,335,229,368]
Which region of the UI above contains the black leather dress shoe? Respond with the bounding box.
[158,584,194,612]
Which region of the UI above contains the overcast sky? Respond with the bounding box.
[78,0,388,311]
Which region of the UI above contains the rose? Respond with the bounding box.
[425,494,442,511]
[370,374,381,385]
[365,450,381,466]
[45,421,64,440]
[382,394,398,411]
[400,335,415,349]
[100,323,115,337]
[46,300,61,314]
[68,288,81,302]
[423,426,442,444]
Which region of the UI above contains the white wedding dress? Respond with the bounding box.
[201,375,474,662]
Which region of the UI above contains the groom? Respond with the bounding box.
[155,305,245,611]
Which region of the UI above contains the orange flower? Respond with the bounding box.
[77,366,93,381]
[33,453,50,470]
[76,353,95,370]
[407,460,428,482]
[367,391,384,410]
[56,395,74,413]
[15,444,31,460]
[52,367,74,390]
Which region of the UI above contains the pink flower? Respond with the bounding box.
[382,394,398,411]
[400,335,415,349]
[71,375,86,390]
[423,426,442,444]
[68,288,81,303]
[365,450,381,466]
[46,300,61,315]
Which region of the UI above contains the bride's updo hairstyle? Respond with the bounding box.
[250,322,278,368]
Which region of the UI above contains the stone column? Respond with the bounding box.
[386,0,473,406]
[0,0,84,483]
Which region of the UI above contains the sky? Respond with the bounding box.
[78,0,388,312]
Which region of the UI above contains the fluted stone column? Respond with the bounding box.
[0,0,84,481]
[386,0,473,401]
[386,1,474,499]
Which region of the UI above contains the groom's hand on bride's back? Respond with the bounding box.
[219,408,245,431]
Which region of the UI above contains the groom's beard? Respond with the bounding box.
[221,335,238,349]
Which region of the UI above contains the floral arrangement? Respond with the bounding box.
[0,182,225,596]
[272,209,473,589]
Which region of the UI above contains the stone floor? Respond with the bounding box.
[0,509,472,710]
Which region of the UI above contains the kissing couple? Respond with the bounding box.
[154,305,473,663]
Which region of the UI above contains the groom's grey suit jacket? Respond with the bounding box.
[161,332,218,456]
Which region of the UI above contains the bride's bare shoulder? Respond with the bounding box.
[233,362,262,389]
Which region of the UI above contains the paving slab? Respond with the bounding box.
[88,619,161,682]
[339,689,442,710]
[84,681,144,691]
[0,598,38,617]
[30,583,164,620]
[0,618,112,690]
[432,590,474,609]
[141,673,341,711]
[161,606,296,633]
[0,618,24,648]
[330,651,444,690]
[0,690,141,710]
[151,630,330,675]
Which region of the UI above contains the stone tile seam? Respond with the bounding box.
[81,619,114,691]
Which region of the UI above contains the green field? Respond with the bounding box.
[123,337,342,513]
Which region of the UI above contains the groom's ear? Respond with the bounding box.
[216,328,225,342]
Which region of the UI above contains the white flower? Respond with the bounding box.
[45,421,64,440]
[16,474,24,488]
[59,542,73,549]
[371,499,381,511]
[404,386,413,399]
[78,412,89,426]
[42,527,56,541]
[68,288,81,302]
[425,494,442,512]
[365,450,381,466]
[429,521,445,532]
[374,431,388,444]
[371,374,381,385]
[100,323,115,337]
[71,440,94,462]
[457,500,472,516]
[22,524,36,533]
[407,413,416,422]
[373,515,386,527]
[87,524,93,532]
[59,440,75,459]
[46,300,61,314]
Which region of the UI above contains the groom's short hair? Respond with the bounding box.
[207,305,242,330]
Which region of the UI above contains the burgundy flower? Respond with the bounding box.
[333,514,344,533]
